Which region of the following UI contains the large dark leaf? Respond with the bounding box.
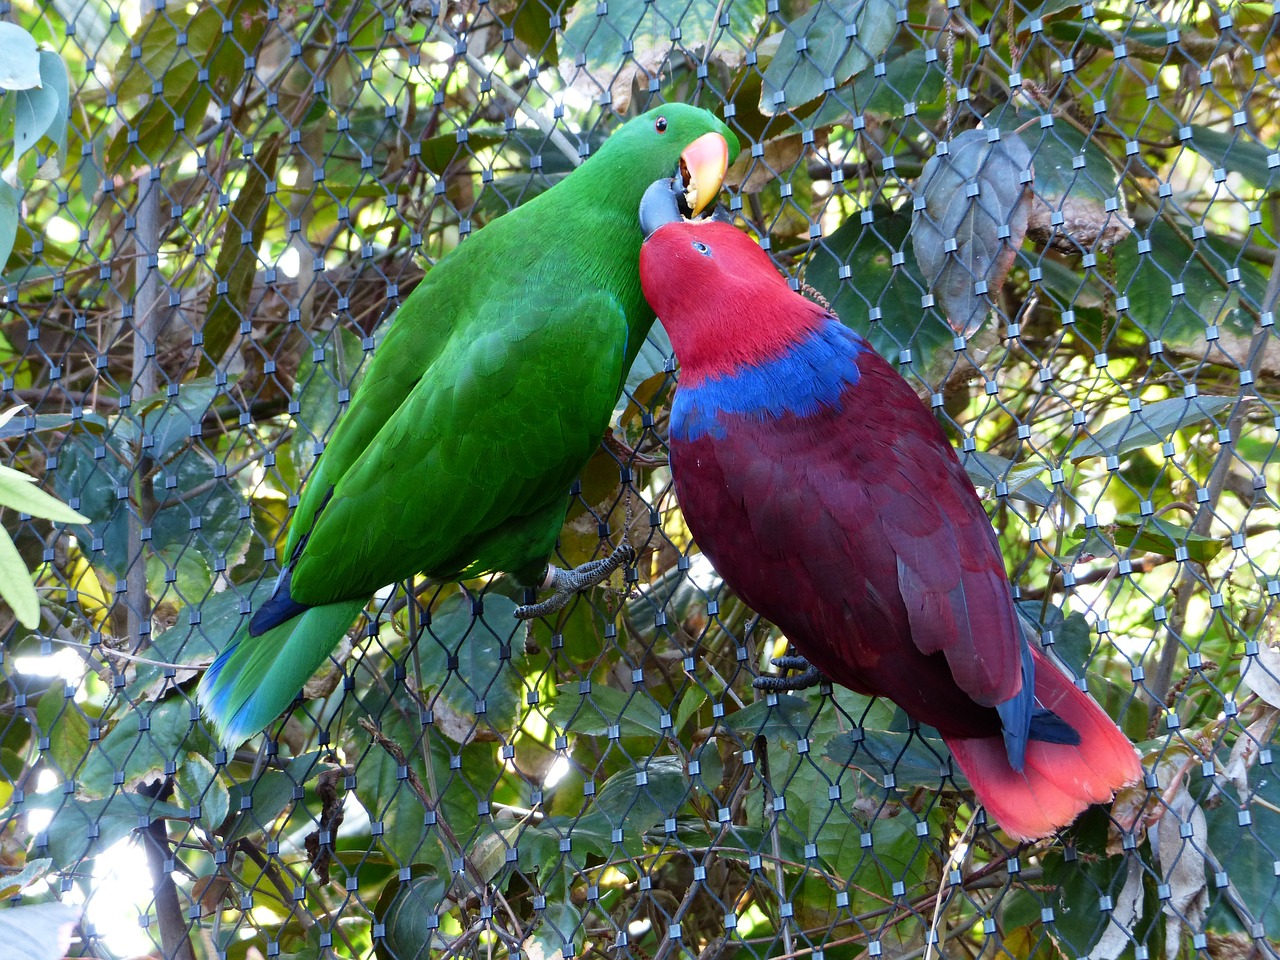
[1109,221,1269,348]
[547,682,667,740]
[1184,124,1279,192]
[806,203,951,368]
[911,128,1033,335]
[760,0,902,115]
[415,592,526,743]
[79,697,214,798]
[51,432,251,583]
[1203,754,1280,936]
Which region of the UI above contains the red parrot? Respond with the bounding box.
[637,194,1141,841]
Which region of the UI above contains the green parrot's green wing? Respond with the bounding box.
[284,280,459,563]
[286,286,630,602]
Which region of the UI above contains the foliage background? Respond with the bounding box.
[0,0,1278,958]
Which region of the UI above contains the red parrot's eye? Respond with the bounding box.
[654,116,668,133]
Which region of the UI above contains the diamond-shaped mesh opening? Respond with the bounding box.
[0,0,1277,957]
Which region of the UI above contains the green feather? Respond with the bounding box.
[198,598,368,748]
[198,104,739,746]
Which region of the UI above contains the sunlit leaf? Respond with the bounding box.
[1068,395,1237,462]
[0,901,81,960]
[0,22,39,90]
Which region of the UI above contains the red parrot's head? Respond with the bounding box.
[639,215,827,384]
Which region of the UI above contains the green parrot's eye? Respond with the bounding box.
[654,116,668,133]
[692,241,711,257]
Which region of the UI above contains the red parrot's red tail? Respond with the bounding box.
[945,650,1142,841]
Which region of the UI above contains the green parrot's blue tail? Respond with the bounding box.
[197,597,369,748]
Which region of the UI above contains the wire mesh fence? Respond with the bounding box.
[0,0,1277,957]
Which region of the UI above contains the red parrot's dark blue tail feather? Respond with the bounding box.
[946,649,1141,841]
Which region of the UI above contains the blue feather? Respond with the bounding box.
[672,320,865,443]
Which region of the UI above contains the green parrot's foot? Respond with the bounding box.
[602,429,668,468]
[514,543,636,620]
[754,656,825,692]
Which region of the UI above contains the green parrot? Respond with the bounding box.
[198,104,737,747]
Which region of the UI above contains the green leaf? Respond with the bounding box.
[0,857,52,898]
[561,0,765,109]
[852,47,945,118]
[419,131,505,177]
[377,873,450,960]
[291,324,368,481]
[1024,123,1119,205]
[962,450,1053,507]
[0,22,39,90]
[0,901,81,960]
[345,680,500,867]
[174,753,230,832]
[524,902,584,960]
[822,723,966,789]
[32,51,69,177]
[547,682,666,739]
[1076,513,1225,564]
[807,203,951,368]
[1017,601,1092,678]
[725,694,814,740]
[1110,221,1268,347]
[511,0,569,65]
[35,687,90,779]
[12,70,58,164]
[761,0,902,115]
[28,794,190,869]
[199,134,281,372]
[1041,808,1155,955]
[1203,754,1280,935]
[0,179,18,272]
[127,588,244,701]
[0,413,74,442]
[0,527,39,628]
[591,755,689,831]
[51,435,249,580]
[1068,395,1238,462]
[415,592,526,743]
[79,697,214,798]
[140,376,223,460]
[1184,124,1279,192]
[0,464,88,523]
[222,751,337,844]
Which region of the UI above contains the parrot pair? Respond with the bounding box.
[198,105,737,748]
[637,190,1141,840]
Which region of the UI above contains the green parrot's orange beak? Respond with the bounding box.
[679,132,730,218]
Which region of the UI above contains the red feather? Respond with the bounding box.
[642,220,1141,840]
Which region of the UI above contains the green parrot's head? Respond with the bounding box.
[590,104,740,220]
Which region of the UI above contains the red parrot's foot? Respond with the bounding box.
[514,542,637,620]
[754,655,825,692]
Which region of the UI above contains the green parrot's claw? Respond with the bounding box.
[753,656,825,692]
[514,542,636,620]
